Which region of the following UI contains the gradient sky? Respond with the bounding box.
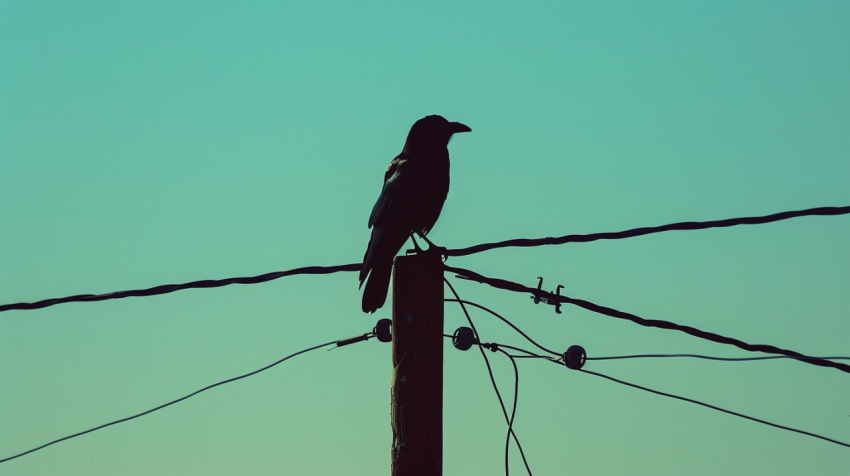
[1,1,849,475]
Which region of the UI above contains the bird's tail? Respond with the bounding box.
[361,258,393,313]
[360,226,408,313]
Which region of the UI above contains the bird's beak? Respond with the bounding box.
[449,122,472,134]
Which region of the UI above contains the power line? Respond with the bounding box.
[444,278,533,476]
[0,338,344,464]
[498,343,554,359]
[471,339,850,449]
[4,206,847,315]
[0,264,360,313]
[448,339,527,476]
[497,348,520,476]
[572,366,850,449]
[445,264,850,375]
[445,205,850,257]
[588,354,850,362]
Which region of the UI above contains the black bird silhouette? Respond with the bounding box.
[359,115,471,313]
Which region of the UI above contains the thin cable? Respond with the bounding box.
[446,205,850,257]
[0,264,361,313]
[574,366,850,449]
[588,354,850,362]
[498,349,520,476]
[445,298,560,357]
[501,341,850,449]
[498,344,552,359]
[446,265,850,375]
[0,339,337,464]
[479,341,850,449]
[444,278,532,476]
[444,335,550,362]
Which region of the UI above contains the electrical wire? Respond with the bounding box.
[487,343,850,449]
[0,264,361,313]
[439,291,850,452]
[497,349,520,476]
[588,354,850,362]
[498,344,553,359]
[445,205,850,257]
[444,278,532,476]
[445,298,560,357]
[485,341,850,449]
[4,206,847,315]
[573,366,850,449]
[445,264,850,375]
[0,339,338,464]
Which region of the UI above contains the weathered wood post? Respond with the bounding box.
[390,252,444,476]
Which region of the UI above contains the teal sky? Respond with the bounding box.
[1,1,848,474]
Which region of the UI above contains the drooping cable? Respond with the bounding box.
[573,366,850,449]
[0,339,338,464]
[498,348,520,476]
[588,354,850,362]
[445,298,560,357]
[444,278,532,476]
[492,342,850,449]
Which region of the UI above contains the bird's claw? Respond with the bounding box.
[405,245,448,263]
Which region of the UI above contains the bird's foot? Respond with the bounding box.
[405,233,424,255]
[419,234,448,261]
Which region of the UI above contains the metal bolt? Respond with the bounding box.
[404,315,414,324]
[400,376,407,382]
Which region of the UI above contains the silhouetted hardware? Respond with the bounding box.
[564,345,587,370]
[530,277,564,313]
[374,318,392,343]
[451,326,476,351]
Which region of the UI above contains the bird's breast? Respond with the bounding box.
[407,150,450,234]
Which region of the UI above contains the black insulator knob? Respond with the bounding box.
[452,327,476,351]
[374,319,392,343]
[564,345,586,370]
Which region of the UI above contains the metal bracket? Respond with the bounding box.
[530,277,564,314]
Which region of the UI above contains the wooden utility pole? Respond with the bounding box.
[391,251,444,476]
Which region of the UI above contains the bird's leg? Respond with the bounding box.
[420,234,437,249]
[405,233,423,255]
[418,233,448,260]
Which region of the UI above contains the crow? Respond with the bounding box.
[359,115,471,313]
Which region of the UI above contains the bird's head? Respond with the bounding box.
[403,115,471,153]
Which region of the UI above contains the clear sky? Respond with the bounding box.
[1,1,848,475]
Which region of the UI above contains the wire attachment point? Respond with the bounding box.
[482,342,500,353]
[374,319,392,343]
[452,326,476,351]
[564,345,586,370]
[335,333,372,347]
[530,277,563,314]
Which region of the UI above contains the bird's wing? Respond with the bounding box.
[367,154,409,229]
